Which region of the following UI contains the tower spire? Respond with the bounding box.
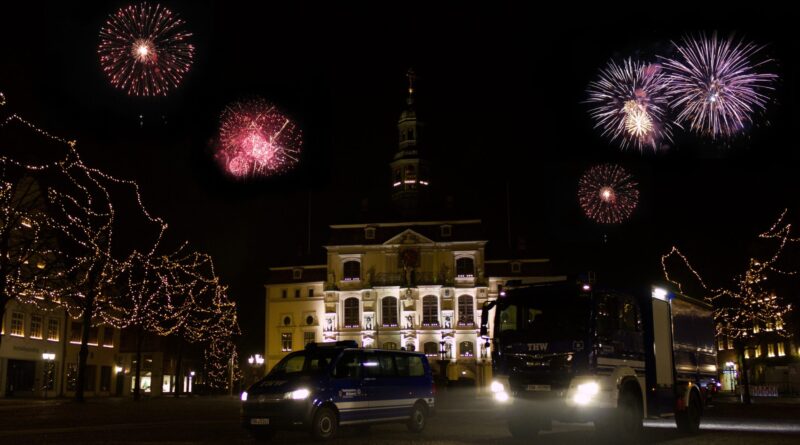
[391,68,429,215]
[406,68,416,103]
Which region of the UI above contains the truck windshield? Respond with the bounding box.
[497,293,590,340]
[268,349,341,377]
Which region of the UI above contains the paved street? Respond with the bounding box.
[0,392,798,444]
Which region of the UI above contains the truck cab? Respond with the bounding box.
[481,281,717,439]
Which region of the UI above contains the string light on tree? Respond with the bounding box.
[578,164,639,224]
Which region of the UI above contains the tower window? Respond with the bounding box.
[440,225,452,237]
[456,257,475,278]
[343,260,361,281]
[365,227,376,240]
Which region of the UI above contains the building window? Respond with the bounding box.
[457,295,474,326]
[744,348,750,359]
[293,268,302,280]
[455,257,474,278]
[295,289,301,298]
[718,338,725,351]
[459,341,474,357]
[281,333,293,352]
[768,343,775,357]
[70,322,82,343]
[304,331,316,346]
[308,288,314,298]
[281,289,287,299]
[440,225,452,237]
[102,327,114,347]
[382,297,398,327]
[66,364,78,391]
[776,319,784,330]
[422,295,439,326]
[305,315,314,326]
[365,227,376,240]
[766,322,774,332]
[100,366,112,392]
[511,262,521,273]
[88,326,99,346]
[754,345,762,358]
[405,343,416,352]
[344,298,359,328]
[30,315,43,339]
[424,342,438,356]
[753,324,760,334]
[85,365,97,392]
[343,260,361,281]
[47,319,60,342]
[778,342,786,357]
[383,342,397,350]
[10,312,24,337]
[726,337,734,350]
[283,316,292,326]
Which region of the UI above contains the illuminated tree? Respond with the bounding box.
[662,210,796,403]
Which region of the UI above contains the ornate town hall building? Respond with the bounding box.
[264,72,562,381]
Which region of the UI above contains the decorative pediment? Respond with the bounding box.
[383,229,435,246]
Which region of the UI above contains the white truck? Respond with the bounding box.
[480,280,718,440]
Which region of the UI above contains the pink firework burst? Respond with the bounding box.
[216,98,302,179]
[98,3,194,96]
[578,164,639,224]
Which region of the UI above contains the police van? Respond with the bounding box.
[241,341,435,440]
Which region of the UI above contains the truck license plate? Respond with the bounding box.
[250,418,270,425]
[526,385,551,391]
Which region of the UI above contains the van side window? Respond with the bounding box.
[378,352,396,377]
[364,353,380,378]
[333,352,361,379]
[408,355,425,377]
[395,354,409,376]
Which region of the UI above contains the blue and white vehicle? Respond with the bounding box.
[481,280,717,440]
[241,341,435,440]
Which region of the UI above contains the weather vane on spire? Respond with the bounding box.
[407,68,416,95]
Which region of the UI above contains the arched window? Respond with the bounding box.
[343,298,359,328]
[382,297,398,327]
[459,341,474,357]
[405,343,416,352]
[423,342,438,356]
[343,260,361,281]
[456,257,474,278]
[458,295,474,326]
[422,295,439,326]
[383,342,397,350]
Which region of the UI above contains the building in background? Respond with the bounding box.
[1,299,121,398]
[117,332,202,397]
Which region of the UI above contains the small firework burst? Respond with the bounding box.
[578,164,639,224]
[587,58,674,151]
[98,3,195,96]
[215,98,302,179]
[661,33,777,139]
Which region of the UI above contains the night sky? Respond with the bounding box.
[3,2,800,355]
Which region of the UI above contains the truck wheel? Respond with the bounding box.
[311,406,338,440]
[406,402,428,433]
[620,389,643,441]
[676,392,701,434]
[508,417,539,438]
[598,389,642,442]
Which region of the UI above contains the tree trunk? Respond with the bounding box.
[75,288,97,402]
[174,339,183,398]
[738,342,752,405]
[133,325,144,401]
[0,295,8,350]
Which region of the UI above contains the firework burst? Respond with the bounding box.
[98,3,195,96]
[661,33,777,139]
[587,58,674,151]
[216,98,303,179]
[578,164,639,224]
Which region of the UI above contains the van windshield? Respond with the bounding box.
[497,292,590,341]
[268,349,341,377]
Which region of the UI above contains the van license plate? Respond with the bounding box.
[526,385,551,391]
[251,418,270,425]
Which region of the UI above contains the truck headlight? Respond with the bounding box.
[573,381,599,405]
[240,391,248,402]
[491,380,510,402]
[285,388,311,400]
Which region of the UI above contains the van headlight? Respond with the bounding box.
[285,388,311,400]
[573,381,600,405]
[490,379,510,403]
[240,391,248,402]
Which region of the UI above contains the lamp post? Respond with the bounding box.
[42,352,55,399]
[247,354,265,387]
[189,371,195,393]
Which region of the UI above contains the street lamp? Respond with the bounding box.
[42,352,55,399]
[188,371,195,393]
[248,354,265,388]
